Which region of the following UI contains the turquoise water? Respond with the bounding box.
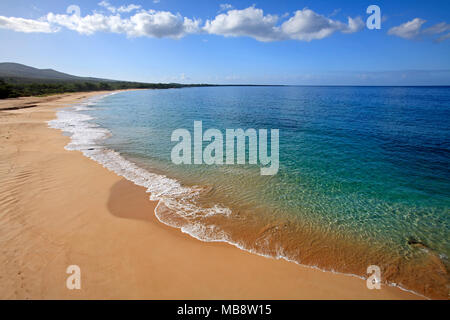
[52,86,450,298]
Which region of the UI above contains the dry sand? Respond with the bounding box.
[0,91,422,299]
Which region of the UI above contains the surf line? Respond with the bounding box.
[171,120,279,175]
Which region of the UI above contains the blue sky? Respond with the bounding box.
[0,0,449,85]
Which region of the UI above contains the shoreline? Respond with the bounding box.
[0,91,423,299]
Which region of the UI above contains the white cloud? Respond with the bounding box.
[388,18,450,42]
[127,10,200,38]
[388,18,426,39]
[204,6,282,42]
[423,22,450,35]
[46,10,200,38]
[204,7,363,42]
[344,16,365,33]
[218,4,233,13]
[0,16,56,33]
[281,9,364,41]
[46,12,126,35]
[98,1,116,13]
[118,4,142,13]
[98,1,141,14]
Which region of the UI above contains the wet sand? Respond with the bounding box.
[0,91,422,299]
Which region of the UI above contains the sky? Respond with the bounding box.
[0,0,449,85]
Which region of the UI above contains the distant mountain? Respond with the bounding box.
[0,62,112,83]
[0,62,217,99]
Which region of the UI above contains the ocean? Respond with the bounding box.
[49,86,449,298]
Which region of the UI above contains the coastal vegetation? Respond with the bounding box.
[0,79,214,99]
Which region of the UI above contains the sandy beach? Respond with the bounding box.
[0,91,423,300]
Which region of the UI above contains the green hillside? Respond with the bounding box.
[0,63,213,99]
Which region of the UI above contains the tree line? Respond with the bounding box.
[0,79,214,99]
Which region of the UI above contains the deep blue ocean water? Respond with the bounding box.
[52,86,450,297]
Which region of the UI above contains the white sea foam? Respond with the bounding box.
[47,93,427,300]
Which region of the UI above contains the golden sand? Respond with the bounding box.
[0,91,422,299]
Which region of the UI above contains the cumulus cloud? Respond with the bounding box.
[46,12,126,35]
[126,10,200,38]
[204,7,363,42]
[46,9,200,38]
[0,16,57,33]
[281,9,364,41]
[388,19,450,42]
[204,6,282,42]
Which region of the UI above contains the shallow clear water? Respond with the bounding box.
[51,86,450,298]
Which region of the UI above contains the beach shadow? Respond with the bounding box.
[107,178,156,222]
